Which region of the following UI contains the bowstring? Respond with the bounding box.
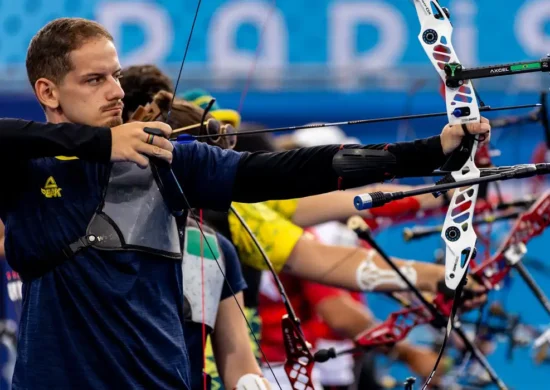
[166,0,201,122]
[185,196,285,390]
[166,1,283,389]
[200,209,206,390]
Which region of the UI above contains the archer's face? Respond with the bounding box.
[56,37,124,127]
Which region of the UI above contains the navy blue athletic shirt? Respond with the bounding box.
[0,142,240,390]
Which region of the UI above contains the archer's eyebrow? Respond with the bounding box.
[81,68,122,80]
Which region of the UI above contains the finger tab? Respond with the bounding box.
[144,127,165,137]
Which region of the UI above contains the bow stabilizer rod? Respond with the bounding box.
[354,163,550,211]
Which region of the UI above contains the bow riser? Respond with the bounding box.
[414,0,482,290]
[353,291,463,350]
[354,306,433,349]
[412,3,495,387]
[348,214,508,389]
[228,208,316,390]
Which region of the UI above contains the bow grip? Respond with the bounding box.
[440,125,476,172]
[143,127,165,136]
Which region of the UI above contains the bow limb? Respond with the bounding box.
[414,0,482,290]
[413,3,485,387]
[229,207,315,390]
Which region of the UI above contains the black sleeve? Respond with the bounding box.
[0,119,112,162]
[232,135,446,202]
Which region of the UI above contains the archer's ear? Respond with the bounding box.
[34,78,60,110]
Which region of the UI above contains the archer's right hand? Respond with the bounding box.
[110,121,174,168]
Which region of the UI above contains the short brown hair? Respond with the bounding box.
[120,65,174,122]
[26,18,113,90]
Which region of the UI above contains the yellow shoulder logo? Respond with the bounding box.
[41,176,62,198]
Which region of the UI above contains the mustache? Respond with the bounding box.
[101,102,124,112]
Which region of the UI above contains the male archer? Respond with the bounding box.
[2,17,489,390]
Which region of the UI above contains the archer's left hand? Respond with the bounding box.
[440,116,491,155]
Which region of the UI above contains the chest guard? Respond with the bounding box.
[67,162,182,260]
[21,162,187,282]
[182,217,226,330]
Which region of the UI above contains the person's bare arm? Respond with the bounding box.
[315,293,376,338]
[211,293,265,390]
[283,235,443,293]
